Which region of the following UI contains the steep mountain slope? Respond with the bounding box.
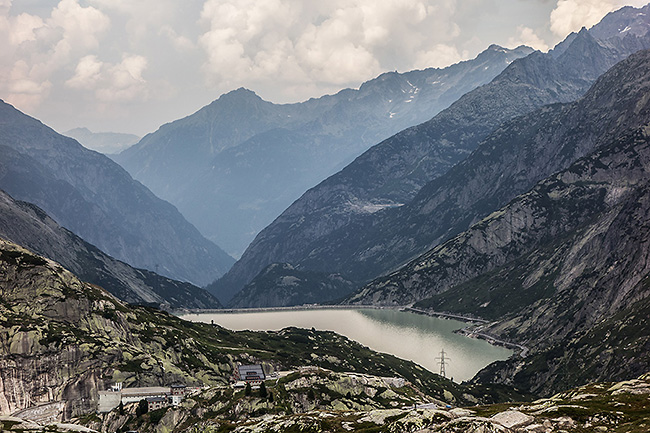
[309,44,650,300]
[351,48,650,306]
[0,190,220,309]
[0,101,234,286]
[0,239,513,421]
[116,45,532,256]
[63,127,139,155]
[216,5,650,305]
[387,129,650,396]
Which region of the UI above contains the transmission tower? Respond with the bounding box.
[435,349,450,378]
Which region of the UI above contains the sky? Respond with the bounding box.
[1,0,648,137]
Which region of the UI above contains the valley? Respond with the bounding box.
[1,2,650,432]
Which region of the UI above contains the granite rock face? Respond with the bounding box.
[0,239,233,419]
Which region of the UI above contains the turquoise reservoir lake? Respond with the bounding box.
[181,308,511,382]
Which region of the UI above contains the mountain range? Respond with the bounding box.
[216,4,650,306]
[0,101,234,286]
[341,39,650,397]
[115,44,533,257]
[1,3,650,420]
[350,47,650,306]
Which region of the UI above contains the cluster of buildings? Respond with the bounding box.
[98,383,188,413]
[98,364,269,413]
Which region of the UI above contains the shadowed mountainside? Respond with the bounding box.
[0,101,234,286]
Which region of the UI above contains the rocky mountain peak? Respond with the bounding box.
[590,3,650,41]
[214,87,264,105]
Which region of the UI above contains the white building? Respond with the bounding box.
[98,385,183,413]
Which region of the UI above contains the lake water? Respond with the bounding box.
[180,308,512,382]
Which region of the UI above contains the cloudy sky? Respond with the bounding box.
[1,0,648,137]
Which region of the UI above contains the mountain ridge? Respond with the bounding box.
[348,47,650,306]
[218,7,650,305]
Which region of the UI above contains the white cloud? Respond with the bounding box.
[414,44,466,70]
[198,0,464,98]
[5,60,53,110]
[550,0,648,37]
[66,54,149,102]
[0,0,109,111]
[49,0,110,60]
[507,26,550,52]
[65,55,103,89]
[160,25,196,51]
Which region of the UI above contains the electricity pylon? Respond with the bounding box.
[435,349,450,378]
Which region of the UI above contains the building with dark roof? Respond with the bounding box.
[237,364,266,384]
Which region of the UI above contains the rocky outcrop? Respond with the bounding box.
[0,239,239,418]
[0,190,220,309]
[214,6,650,304]
[0,101,234,286]
[84,372,650,433]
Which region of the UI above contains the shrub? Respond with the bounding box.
[136,399,148,417]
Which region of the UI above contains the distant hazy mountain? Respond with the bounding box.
[115,45,533,257]
[0,190,221,309]
[216,4,650,305]
[63,127,140,154]
[0,101,234,286]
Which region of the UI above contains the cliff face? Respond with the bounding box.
[0,190,221,309]
[214,9,650,305]
[0,239,235,418]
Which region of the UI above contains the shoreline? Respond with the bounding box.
[173,304,403,315]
